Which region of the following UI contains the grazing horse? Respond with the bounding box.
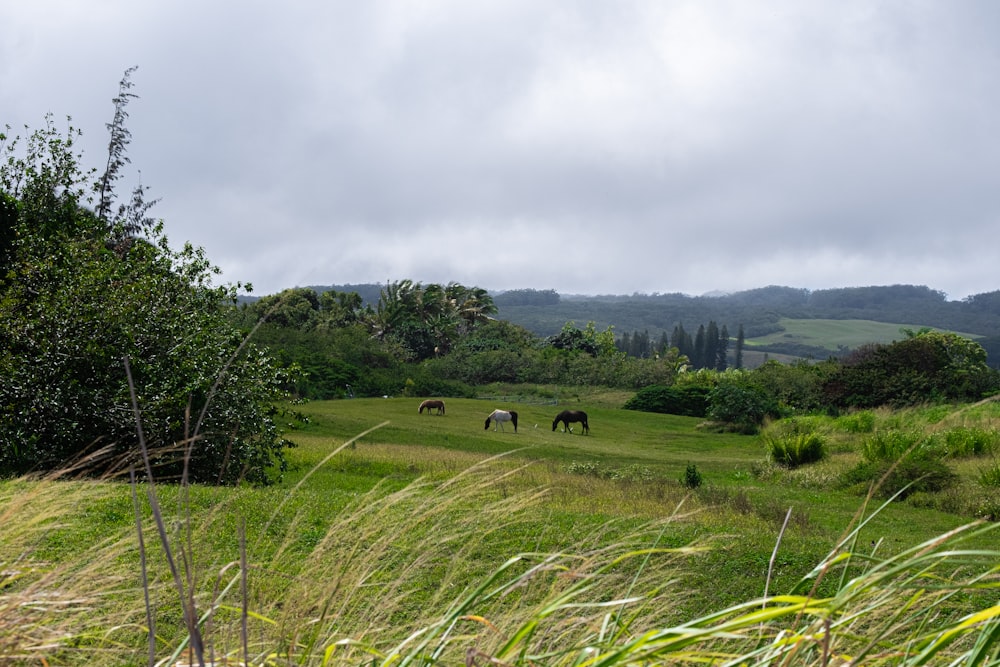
[553,410,589,434]
[484,409,518,433]
[418,399,446,415]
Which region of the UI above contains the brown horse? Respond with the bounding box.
[552,410,589,434]
[418,399,446,415]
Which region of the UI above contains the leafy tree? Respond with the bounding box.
[707,371,779,433]
[0,82,289,484]
[318,289,364,328]
[824,332,999,408]
[548,322,599,356]
[366,280,496,361]
[753,359,837,413]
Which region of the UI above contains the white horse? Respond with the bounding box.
[484,409,518,433]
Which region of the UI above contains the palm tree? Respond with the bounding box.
[446,283,497,331]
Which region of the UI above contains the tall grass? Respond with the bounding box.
[3,449,1000,665]
[5,389,1000,664]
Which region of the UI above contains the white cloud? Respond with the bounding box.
[3,0,999,300]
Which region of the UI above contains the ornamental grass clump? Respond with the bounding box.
[763,432,826,469]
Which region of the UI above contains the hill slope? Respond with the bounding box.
[275,283,1000,366]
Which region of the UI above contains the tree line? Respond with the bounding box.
[615,322,746,371]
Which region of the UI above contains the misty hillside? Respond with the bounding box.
[272,283,1000,366]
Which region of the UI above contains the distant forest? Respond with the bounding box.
[259,284,1000,367]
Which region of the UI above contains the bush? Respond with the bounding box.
[623,385,710,417]
[682,463,703,489]
[707,375,779,433]
[0,104,289,484]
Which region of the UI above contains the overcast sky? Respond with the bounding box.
[3,2,999,300]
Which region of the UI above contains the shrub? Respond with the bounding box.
[0,97,289,484]
[623,385,710,417]
[707,376,778,433]
[682,463,703,489]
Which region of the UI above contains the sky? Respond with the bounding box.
[3,2,999,301]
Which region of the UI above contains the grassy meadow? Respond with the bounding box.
[2,392,1000,664]
[746,318,983,352]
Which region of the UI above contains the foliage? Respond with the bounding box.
[547,320,617,357]
[941,425,1000,457]
[682,462,703,488]
[841,457,958,499]
[837,409,877,433]
[0,86,288,484]
[824,331,1000,408]
[493,287,559,307]
[762,432,826,468]
[979,461,1000,487]
[706,371,780,433]
[367,279,497,361]
[752,359,837,413]
[622,384,710,417]
[860,429,931,463]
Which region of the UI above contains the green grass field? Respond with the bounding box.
[281,397,993,609]
[3,394,999,664]
[746,318,982,352]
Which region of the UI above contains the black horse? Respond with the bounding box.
[552,410,589,434]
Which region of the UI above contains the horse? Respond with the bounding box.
[418,399,446,415]
[484,409,518,433]
[552,410,589,434]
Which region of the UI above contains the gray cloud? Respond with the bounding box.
[3,1,999,300]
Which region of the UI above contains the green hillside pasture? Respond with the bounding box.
[285,397,760,481]
[283,398,984,614]
[747,317,981,352]
[2,397,997,663]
